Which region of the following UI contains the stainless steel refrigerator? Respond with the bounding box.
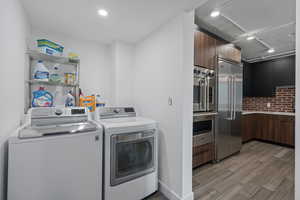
[215,58,243,162]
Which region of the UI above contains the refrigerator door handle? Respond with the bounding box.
[229,75,233,120]
[231,76,234,120]
[227,76,231,120]
[205,78,208,111]
[212,85,215,106]
[233,76,236,120]
[198,79,201,111]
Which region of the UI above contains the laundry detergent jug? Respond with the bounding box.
[32,87,53,107]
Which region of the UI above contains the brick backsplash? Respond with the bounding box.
[243,87,295,112]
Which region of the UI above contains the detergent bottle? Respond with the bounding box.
[65,91,75,107]
[32,87,53,107]
[33,60,49,81]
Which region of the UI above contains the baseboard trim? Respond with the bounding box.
[181,191,194,200]
[159,180,194,200]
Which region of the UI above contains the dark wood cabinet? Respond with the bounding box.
[194,31,242,70]
[194,31,216,69]
[216,39,241,63]
[242,114,295,146]
[243,55,295,97]
[255,114,275,142]
[242,115,256,142]
[274,116,295,146]
[193,143,214,168]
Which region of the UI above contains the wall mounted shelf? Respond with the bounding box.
[25,49,80,112]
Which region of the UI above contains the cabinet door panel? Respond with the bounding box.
[251,63,274,97]
[216,40,241,63]
[206,35,216,69]
[194,31,216,69]
[232,47,242,63]
[267,116,276,142]
[192,143,214,168]
[278,116,295,146]
[255,115,263,139]
[194,31,204,67]
[216,40,227,59]
[242,115,256,142]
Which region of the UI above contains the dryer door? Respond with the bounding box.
[110,130,156,186]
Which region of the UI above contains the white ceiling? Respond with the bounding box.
[21,0,206,44]
[195,0,296,62]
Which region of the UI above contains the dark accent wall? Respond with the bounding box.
[243,55,295,97]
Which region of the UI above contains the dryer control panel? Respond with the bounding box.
[99,107,136,119]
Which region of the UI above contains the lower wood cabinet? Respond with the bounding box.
[242,114,256,142]
[242,114,295,146]
[193,143,214,168]
[275,115,295,146]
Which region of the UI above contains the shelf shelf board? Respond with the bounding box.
[27,80,78,87]
[27,50,80,65]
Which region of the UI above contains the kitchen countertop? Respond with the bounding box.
[242,111,295,116]
[193,112,218,117]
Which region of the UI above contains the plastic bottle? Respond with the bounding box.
[53,86,64,106]
[32,87,53,107]
[33,60,49,81]
[65,91,75,107]
[49,64,61,83]
[96,94,105,107]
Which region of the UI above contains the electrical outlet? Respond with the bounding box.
[267,102,271,108]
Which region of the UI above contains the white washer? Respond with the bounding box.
[8,107,103,200]
[98,107,158,200]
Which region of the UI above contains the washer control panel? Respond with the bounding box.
[30,107,87,118]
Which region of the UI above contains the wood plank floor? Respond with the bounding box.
[146,141,295,200]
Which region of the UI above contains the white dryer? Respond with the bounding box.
[98,107,158,200]
[8,107,103,200]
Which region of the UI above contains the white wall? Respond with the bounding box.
[31,29,114,105]
[111,42,134,106]
[0,0,31,199]
[133,11,194,200]
[295,0,299,198]
[181,11,194,197]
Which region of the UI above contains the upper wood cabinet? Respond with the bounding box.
[216,39,241,63]
[194,31,216,69]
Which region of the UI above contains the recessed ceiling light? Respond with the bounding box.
[98,9,109,17]
[268,48,275,53]
[247,36,255,41]
[210,10,220,18]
